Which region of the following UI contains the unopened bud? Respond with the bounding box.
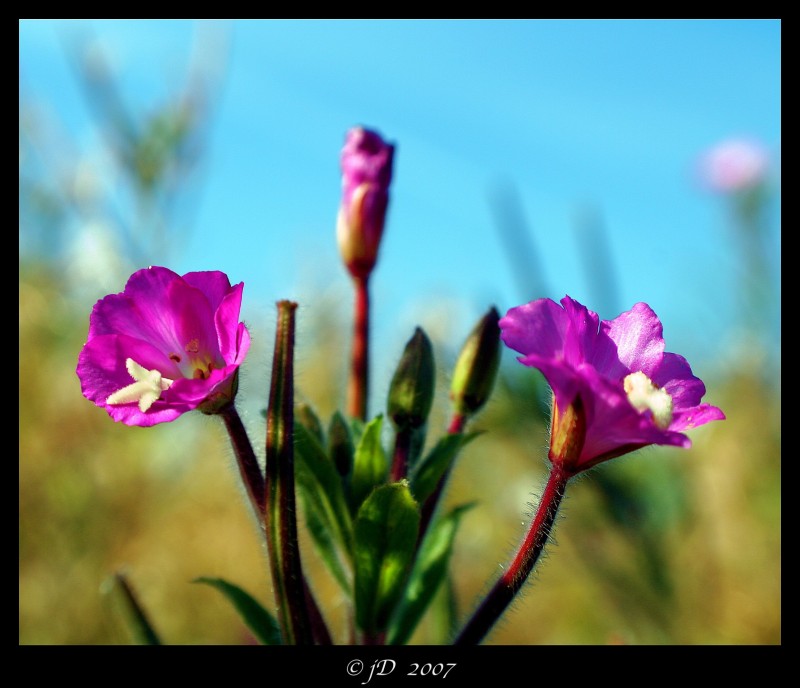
[388,328,435,430]
[450,307,501,417]
[336,126,395,280]
[328,410,355,477]
[296,402,325,446]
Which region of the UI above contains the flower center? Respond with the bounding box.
[167,339,219,380]
[623,371,673,430]
[106,358,174,413]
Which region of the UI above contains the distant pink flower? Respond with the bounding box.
[77,266,250,427]
[500,296,725,475]
[336,126,395,279]
[699,138,769,192]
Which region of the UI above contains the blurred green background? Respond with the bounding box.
[19,23,780,645]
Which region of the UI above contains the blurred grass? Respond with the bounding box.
[19,259,780,645]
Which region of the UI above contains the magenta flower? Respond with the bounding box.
[336,126,395,280]
[500,296,725,475]
[77,266,251,427]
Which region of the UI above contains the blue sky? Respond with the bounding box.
[20,19,781,399]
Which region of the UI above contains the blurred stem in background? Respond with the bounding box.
[698,137,779,373]
[20,23,229,290]
[19,23,239,644]
[488,180,549,305]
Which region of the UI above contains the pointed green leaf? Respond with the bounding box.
[387,503,474,645]
[410,432,482,504]
[354,482,420,636]
[103,572,162,645]
[298,486,353,595]
[294,422,354,557]
[351,415,389,512]
[193,577,282,645]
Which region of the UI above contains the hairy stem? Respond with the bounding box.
[454,464,569,645]
[265,300,312,645]
[220,403,265,518]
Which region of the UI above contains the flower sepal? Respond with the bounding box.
[197,369,240,415]
[548,394,587,476]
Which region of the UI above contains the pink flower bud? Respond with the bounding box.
[336,126,395,280]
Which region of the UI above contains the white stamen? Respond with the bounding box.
[107,359,174,413]
[623,371,673,430]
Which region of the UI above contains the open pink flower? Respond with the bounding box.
[336,126,395,280]
[500,296,725,475]
[77,266,251,427]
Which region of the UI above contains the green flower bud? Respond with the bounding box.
[450,307,501,417]
[387,328,435,431]
[328,410,355,477]
[295,401,325,446]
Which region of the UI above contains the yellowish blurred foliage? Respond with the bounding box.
[19,262,780,644]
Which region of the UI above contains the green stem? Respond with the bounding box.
[453,464,569,645]
[265,300,313,645]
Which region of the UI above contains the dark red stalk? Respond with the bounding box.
[453,464,569,645]
[348,275,370,421]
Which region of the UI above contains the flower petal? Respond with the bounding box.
[162,277,223,367]
[500,298,569,359]
[87,267,186,355]
[601,302,665,378]
[214,282,246,363]
[574,365,690,468]
[652,352,707,409]
[182,271,234,313]
[77,334,188,426]
[560,296,608,369]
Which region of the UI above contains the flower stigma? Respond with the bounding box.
[623,371,673,429]
[106,358,174,413]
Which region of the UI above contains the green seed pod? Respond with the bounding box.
[387,328,435,431]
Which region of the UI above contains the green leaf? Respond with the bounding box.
[298,486,353,595]
[294,423,355,558]
[387,503,474,645]
[103,572,162,645]
[409,432,482,504]
[351,415,389,512]
[354,482,421,637]
[193,577,282,645]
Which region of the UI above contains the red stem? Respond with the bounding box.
[348,275,370,421]
[417,412,468,543]
[220,404,265,518]
[453,464,570,645]
[389,426,413,482]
